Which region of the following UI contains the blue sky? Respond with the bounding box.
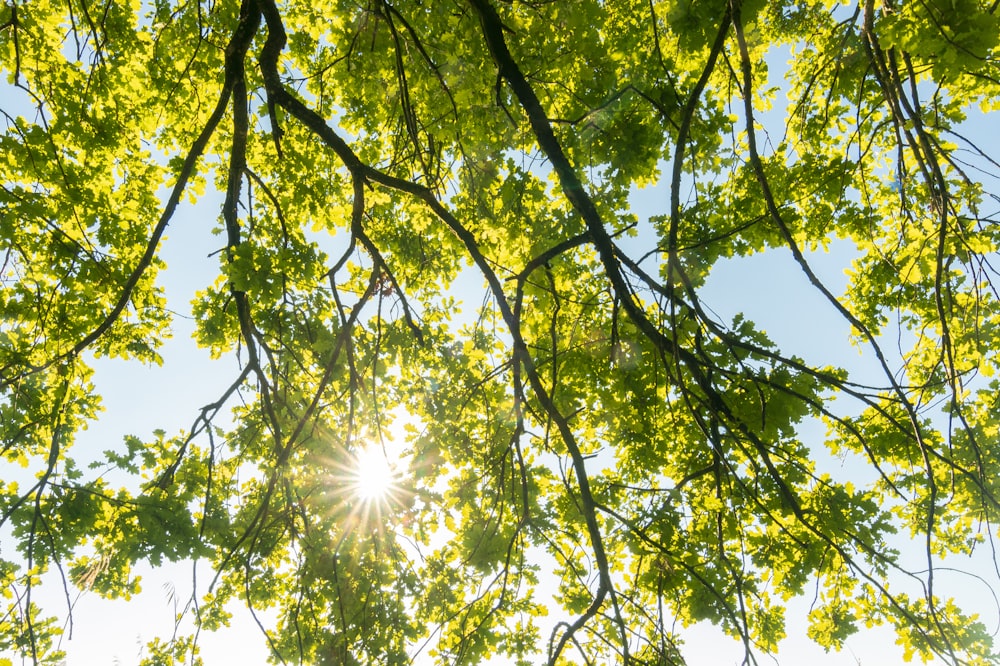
[4,17,1000,666]
[29,178,995,665]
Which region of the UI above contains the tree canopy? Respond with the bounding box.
[2,0,1000,663]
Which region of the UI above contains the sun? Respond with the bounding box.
[315,412,417,535]
[351,444,397,502]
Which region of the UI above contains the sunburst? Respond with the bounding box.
[350,444,398,503]
[305,416,417,540]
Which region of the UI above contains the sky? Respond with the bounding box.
[14,179,995,666]
[4,18,1000,666]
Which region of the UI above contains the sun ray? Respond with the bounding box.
[305,413,419,540]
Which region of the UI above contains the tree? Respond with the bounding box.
[1,0,999,663]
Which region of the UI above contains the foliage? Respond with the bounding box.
[1,0,1000,663]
